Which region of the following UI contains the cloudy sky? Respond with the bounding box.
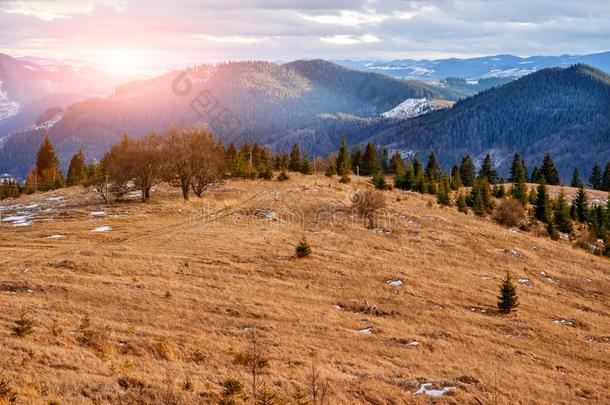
[1,0,610,73]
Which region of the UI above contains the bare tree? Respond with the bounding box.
[162,126,224,200]
[308,358,330,405]
[352,188,387,228]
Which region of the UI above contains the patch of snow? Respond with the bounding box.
[517,278,531,286]
[13,221,32,227]
[386,279,403,287]
[90,211,107,216]
[92,225,112,232]
[554,318,575,326]
[381,98,447,119]
[359,327,374,335]
[481,275,495,280]
[407,340,420,346]
[415,383,454,398]
[2,214,32,222]
[332,304,344,311]
[48,234,65,239]
[482,67,536,78]
[46,196,65,202]
[511,248,523,257]
[0,80,20,123]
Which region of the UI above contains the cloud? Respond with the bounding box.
[0,0,608,66]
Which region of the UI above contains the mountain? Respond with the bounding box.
[0,53,121,138]
[336,51,610,81]
[368,64,610,181]
[0,59,457,178]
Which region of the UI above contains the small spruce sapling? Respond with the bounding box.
[497,271,519,314]
[296,236,312,258]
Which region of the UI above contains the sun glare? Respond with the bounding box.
[90,49,160,77]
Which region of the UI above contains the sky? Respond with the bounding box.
[1,0,610,74]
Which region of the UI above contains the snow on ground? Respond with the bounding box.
[381,98,442,119]
[386,279,403,287]
[92,225,112,232]
[415,383,454,397]
[0,80,21,123]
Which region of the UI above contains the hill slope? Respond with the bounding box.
[0,175,608,404]
[0,60,451,178]
[371,64,610,179]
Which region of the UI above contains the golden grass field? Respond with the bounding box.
[0,174,608,404]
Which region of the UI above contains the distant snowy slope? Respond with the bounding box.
[0,81,20,123]
[381,98,453,119]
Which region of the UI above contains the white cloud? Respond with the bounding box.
[321,34,380,45]
[299,10,387,26]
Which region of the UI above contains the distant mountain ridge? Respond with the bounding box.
[368,64,610,181]
[336,51,610,80]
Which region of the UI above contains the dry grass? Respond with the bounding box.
[0,174,608,404]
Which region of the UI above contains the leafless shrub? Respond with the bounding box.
[234,329,269,403]
[77,316,112,355]
[493,198,526,228]
[351,189,387,228]
[0,370,17,404]
[308,359,330,405]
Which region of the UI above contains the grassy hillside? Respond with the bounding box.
[0,174,608,404]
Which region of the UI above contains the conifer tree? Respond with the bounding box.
[450,165,462,190]
[589,162,603,190]
[570,186,589,222]
[540,153,560,185]
[324,162,337,177]
[425,152,441,182]
[300,153,313,175]
[351,145,363,174]
[534,180,552,224]
[602,163,610,192]
[478,153,499,184]
[295,236,312,258]
[412,156,423,179]
[33,135,64,190]
[459,155,475,187]
[66,150,87,186]
[436,175,451,206]
[456,193,468,214]
[553,189,573,234]
[251,143,262,169]
[225,141,238,172]
[509,153,525,183]
[469,177,494,216]
[497,271,519,313]
[571,167,583,188]
[389,152,404,174]
[361,142,379,176]
[492,183,506,198]
[511,159,529,206]
[379,147,389,173]
[372,170,389,190]
[395,162,414,190]
[530,166,541,184]
[289,144,301,171]
[335,136,351,176]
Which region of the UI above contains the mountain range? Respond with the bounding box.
[335,51,610,80]
[1,52,609,182]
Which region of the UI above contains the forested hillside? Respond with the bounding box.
[369,64,610,180]
[0,60,450,178]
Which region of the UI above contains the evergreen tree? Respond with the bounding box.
[492,183,506,198]
[589,162,603,190]
[300,153,313,175]
[534,180,552,224]
[511,158,529,206]
[509,153,525,183]
[324,162,337,177]
[425,151,441,182]
[33,135,64,190]
[553,190,573,234]
[530,166,541,184]
[459,155,475,187]
[335,136,351,176]
[456,193,468,214]
[66,150,87,186]
[351,145,363,174]
[450,165,462,190]
[497,271,519,313]
[601,163,610,192]
[251,143,262,168]
[436,174,451,206]
[412,156,423,179]
[570,167,583,188]
[570,186,589,222]
[389,152,404,174]
[395,162,414,190]
[478,153,499,184]
[372,170,389,190]
[361,142,379,176]
[225,141,238,172]
[295,236,311,258]
[379,147,390,174]
[540,153,560,185]
[469,177,494,216]
[289,143,301,171]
